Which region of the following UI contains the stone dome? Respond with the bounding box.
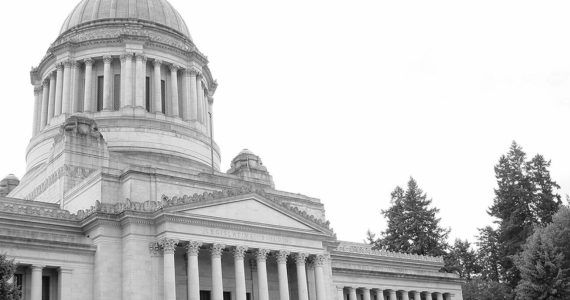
[59,0,192,39]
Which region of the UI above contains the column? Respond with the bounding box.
[374,289,384,300]
[135,54,146,108]
[443,294,451,300]
[61,60,73,114]
[153,60,162,113]
[180,69,190,120]
[256,249,270,300]
[40,80,49,129]
[348,287,357,300]
[276,250,290,300]
[314,255,327,300]
[71,61,81,112]
[435,292,443,300]
[295,253,309,300]
[83,58,93,112]
[58,268,73,300]
[412,291,421,300]
[186,241,202,300]
[208,96,214,136]
[48,72,56,120]
[122,53,134,107]
[32,86,41,135]
[54,63,64,116]
[103,56,113,110]
[401,291,409,300]
[336,287,344,300]
[188,69,198,121]
[389,290,397,300]
[149,242,161,300]
[160,238,179,300]
[169,65,180,117]
[233,246,248,300]
[362,288,371,300]
[196,77,204,123]
[211,244,226,300]
[30,265,44,300]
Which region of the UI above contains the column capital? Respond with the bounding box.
[186,67,200,76]
[120,53,133,62]
[210,243,226,258]
[159,238,179,254]
[153,59,162,66]
[31,265,45,271]
[84,58,93,66]
[255,249,271,262]
[185,241,202,256]
[169,64,180,72]
[275,250,290,264]
[315,254,328,266]
[233,245,248,259]
[56,63,64,71]
[42,79,49,87]
[294,253,309,265]
[63,60,75,68]
[58,267,73,274]
[135,53,147,62]
[337,286,344,292]
[149,241,161,256]
[103,56,113,64]
[34,86,42,95]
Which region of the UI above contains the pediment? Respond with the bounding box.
[172,197,317,232]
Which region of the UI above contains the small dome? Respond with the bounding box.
[4,174,19,181]
[59,0,192,39]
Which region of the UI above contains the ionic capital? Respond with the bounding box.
[294,253,309,265]
[210,244,226,258]
[149,241,161,256]
[233,245,248,259]
[275,250,290,264]
[103,56,113,64]
[159,238,179,254]
[255,249,271,262]
[153,59,162,67]
[84,58,93,66]
[185,241,202,256]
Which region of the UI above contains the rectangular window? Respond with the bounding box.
[200,290,211,300]
[145,76,151,112]
[97,76,104,111]
[113,74,121,110]
[246,293,251,300]
[223,292,231,300]
[161,80,166,114]
[42,276,50,300]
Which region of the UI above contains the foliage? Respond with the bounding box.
[515,206,570,299]
[488,141,561,288]
[374,177,449,257]
[462,279,512,300]
[443,239,480,280]
[476,226,503,282]
[0,254,20,300]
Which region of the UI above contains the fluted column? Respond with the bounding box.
[389,290,397,300]
[48,72,56,120]
[71,61,81,112]
[54,63,64,116]
[348,287,357,300]
[83,58,93,112]
[180,69,190,120]
[412,291,421,300]
[40,80,49,129]
[160,238,178,300]
[185,241,202,300]
[314,255,327,300]
[435,292,443,300]
[122,53,134,107]
[401,291,409,300]
[188,69,198,121]
[30,265,44,300]
[276,250,290,300]
[295,253,309,300]
[196,77,204,123]
[135,54,147,108]
[169,65,180,117]
[58,268,73,300]
[153,60,162,113]
[32,86,41,135]
[102,56,113,110]
[61,60,73,114]
[234,246,248,300]
[361,288,370,300]
[336,287,344,300]
[211,244,226,300]
[255,249,270,300]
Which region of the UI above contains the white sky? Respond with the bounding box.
[0,0,568,244]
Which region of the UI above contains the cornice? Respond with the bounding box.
[334,241,444,263]
[332,267,463,283]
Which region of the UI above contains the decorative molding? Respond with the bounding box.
[169,64,179,71]
[24,164,96,201]
[294,253,309,265]
[84,58,93,65]
[103,56,112,64]
[275,250,290,264]
[120,53,133,62]
[0,202,77,221]
[315,254,328,266]
[185,241,202,256]
[233,245,248,260]
[334,241,444,263]
[149,241,161,256]
[210,244,225,258]
[255,249,271,262]
[153,59,162,67]
[159,238,178,254]
[34,86,42,95]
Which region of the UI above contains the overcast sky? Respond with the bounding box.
[0,0,568,245]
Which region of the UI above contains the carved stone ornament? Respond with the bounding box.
[103,56,113,64]
[153,59,162,66]
[34,86,42,95]
[169,64,179,71]
[120,53,133,62]
[42,79,49,87]
[210,244,226,257]
[159,238,179,254]
[233,246,248,259]
[255,249,271,262]
[294,253,309,265]
[315,254,328,266]
[275,250,290,264]
[135,54,147,62]
[185,241,202,256]
[84,58,93,65]
[56,63,64,71]
[149,242,161,256]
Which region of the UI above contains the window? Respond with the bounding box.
[145,77,151,112]
[200,290,210,300]
[246,293,251,300]
[14,274,23,291]
[97,76,104,111]
[161,80,166,114]
[223,292,231,300]
[113,74,121,110]
[42,276,50,300]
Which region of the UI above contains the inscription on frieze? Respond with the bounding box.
[203,228,292,245]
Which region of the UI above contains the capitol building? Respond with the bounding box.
[0,0,463,299]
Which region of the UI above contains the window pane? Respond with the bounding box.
[113,74,121,110]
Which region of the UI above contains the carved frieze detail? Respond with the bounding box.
[334,241,444,263]
[24,164,96,201]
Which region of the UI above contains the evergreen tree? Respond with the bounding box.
[488,142,561,288]
[444,239,480,280]
[515,207,570,299]
[0,254,20,300]
[376,178,449,257]
[477,226,502,282]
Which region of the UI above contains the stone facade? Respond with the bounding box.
[0,0,463,300]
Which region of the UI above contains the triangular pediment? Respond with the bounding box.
[172,196,317,232]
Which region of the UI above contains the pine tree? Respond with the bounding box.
[444,239,480,280]
[377,178,449,257]
[476,226,502,282]
[488,142,561,289]
[0,254,20,300]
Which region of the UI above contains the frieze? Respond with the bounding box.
[334,241,444,263]
[202,228,292,245]
[24,165,96,201]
